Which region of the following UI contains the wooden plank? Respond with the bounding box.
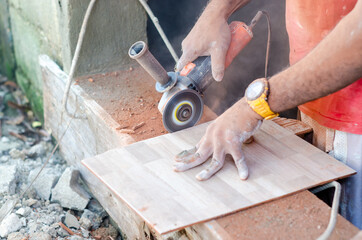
[272,117,312,136]
[82,121,355,235]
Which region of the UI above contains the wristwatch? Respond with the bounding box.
[245,78,279,120]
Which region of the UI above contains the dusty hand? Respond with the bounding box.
[175,13,231,82]
[173,98,263,180]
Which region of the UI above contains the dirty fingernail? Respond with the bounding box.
[214,73,223,82]
[238,168,249,180]
[173,162,184,172]
[196,170,208,181]
[176,149,189,158]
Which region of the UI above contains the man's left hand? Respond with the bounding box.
[173,98,263,181]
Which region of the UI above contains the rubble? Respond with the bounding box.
[25,142,48,158]
[92,225,119,240]
[80,209,102,230]
[0,75,118,239]
[0,164,18,196]
[87,199,107,218]
[24,198,39,208]
[28,232,52,240]
[65,211,80,229]
[15,207,31,217]
[28,167,60,200]
[0,213,23,238]
[0,137,21,152]
[7,232,25,240]
[9,149,25,160]
[51,167,90,210]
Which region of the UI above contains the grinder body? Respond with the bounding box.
[129,21,254,132]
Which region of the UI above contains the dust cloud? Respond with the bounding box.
[147,0,297,118]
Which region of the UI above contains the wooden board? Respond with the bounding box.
[82,120,355,234]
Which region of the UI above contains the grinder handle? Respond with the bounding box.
[181,21,253,93]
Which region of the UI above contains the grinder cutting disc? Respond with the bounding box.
[162,89,204,132]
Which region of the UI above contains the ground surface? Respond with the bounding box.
[0,75,121,240]
[216,190,359,240]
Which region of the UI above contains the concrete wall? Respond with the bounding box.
[0,0,15,80]
[58,0,147,76]
[0,0,147,120]
[8,0,62,119]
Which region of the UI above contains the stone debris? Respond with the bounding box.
[51,167,90,211]
[28,232,52,240]
[80,215,92,230]
[0,75,117,239]
[7,232,25,240]
[24,198,39,208]
[0,137,21,152]
[0,164,18,196]
[15,207,31,217]
[9,149,25,160]
[28,167,60,200]
[65,211,80,229]
[87,199,107,218]
[0,213,23,238]
[80,209,102,230]
[92,225,119,240]
[24,142,48,158]
[69,235,84,240]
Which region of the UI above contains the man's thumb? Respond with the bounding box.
[175,51,197,72]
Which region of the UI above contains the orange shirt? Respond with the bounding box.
[286,0,362,134]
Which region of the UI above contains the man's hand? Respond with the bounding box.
[173,98,262,180]
[175,0,250,80]
[176,14,231,82]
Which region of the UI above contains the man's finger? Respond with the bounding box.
[210,47,227,82]
[174,147,197,162]
[175,50,198,72]
[196,145,225,181]
[231,149,249,180]
[195,157,225,181]
[173,141,212,172]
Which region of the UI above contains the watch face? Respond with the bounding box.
[246,80,265,101]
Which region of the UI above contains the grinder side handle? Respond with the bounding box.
[181,21,253,93]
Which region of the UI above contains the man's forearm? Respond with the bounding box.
[202,0,250,20]
[268,0,362,113]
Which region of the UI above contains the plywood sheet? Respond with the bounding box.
[82,120,355,234]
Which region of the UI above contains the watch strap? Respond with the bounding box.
[246,79,279,120]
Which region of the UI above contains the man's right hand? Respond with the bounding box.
[176,14,231,82]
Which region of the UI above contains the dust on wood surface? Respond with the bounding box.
[77,67,165,142]
[82,120,355,235]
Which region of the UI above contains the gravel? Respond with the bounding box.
[0,75,121,239]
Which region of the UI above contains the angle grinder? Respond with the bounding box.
[129,11,269,132]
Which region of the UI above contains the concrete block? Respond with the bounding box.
[64,211,80,229]
[51,167,90,211]
[28,167,60,200]
[57,0,147,76]
[0,0,15,79]
[0,164,18,196]
[0,213,22,238]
